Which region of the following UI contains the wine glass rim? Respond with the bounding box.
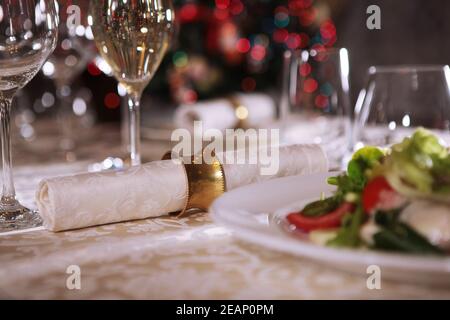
[368,65,449,74]
[299,47,347,54]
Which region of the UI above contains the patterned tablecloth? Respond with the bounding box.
[1,126,450,299]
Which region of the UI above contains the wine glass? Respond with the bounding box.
[89,0,175,166]
[0,0,58,232]
[44,0,96,157]
[281,47,352,169]
[353,65,450,151]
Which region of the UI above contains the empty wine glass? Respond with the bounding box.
[0,0,58,232]
[44,0,96,156]
[353,65,450,150]
[281,47,352,168]
[89,0,175,166]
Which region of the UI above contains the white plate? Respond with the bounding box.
[210,172,450,286]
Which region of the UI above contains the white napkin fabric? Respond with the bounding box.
[36,144,328,231]
[175,93,275,131]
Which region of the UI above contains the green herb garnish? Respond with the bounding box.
[327,203,365,248]
[301,197,339,217]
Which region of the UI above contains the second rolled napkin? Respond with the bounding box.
[37,144,328,231]
[175,93,275,131]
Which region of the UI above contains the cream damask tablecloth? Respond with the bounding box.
[1,163,450,299]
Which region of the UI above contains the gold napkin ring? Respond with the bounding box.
[162,151,227,217]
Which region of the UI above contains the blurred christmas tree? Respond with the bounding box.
[161,0,337,104]
[25,0,337,123]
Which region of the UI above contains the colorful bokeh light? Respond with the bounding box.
[303,78,318,93]
[236,38,251,53]
[104,92,120,109]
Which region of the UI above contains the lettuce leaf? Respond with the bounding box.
[383,128,450,203]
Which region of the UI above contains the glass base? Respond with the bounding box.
[0,204,42,233]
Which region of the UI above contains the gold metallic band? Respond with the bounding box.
[162,151,227,217]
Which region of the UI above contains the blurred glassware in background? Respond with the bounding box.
[12,89,36,144]
[0,0,58,231]
[279,47,352,169]
[353,65,450,152]
[42,0,96,159]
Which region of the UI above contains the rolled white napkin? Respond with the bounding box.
[36,144,328,231]
[175,93,275,131]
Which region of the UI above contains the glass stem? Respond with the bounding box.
[56,84,75,153]
[0,98,17,207]
[120,96,131,154]
[127,91,142,166]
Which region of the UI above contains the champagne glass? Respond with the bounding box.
[89,0,175,166]
[353,65,450,150]
[0,0,58,232]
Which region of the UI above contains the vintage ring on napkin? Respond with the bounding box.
[162,151,226,217]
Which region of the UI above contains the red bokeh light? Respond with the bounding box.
[230,0,244,15]
[274,5,289,14]
[215,0,230,10]
[87,62,101,76]
[179,4,199,22]
[250,45,266,61]
[104,92,120,109]
[323,35,337,47]
[311,43,328,61]
[286,33,301,49]
[288,0,313,11]
[273,28,289,43]
[236,38,251,53]
[242,77,256,92]
[315,94,329,109]
[299,63,312,76]
[303,78,318,93]
[320,20,337,39]
[298,8,316,26]
[214,8,230,20]
[184,89,198,104]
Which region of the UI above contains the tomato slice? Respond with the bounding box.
[362,176,404,214]
[287,202,354,232]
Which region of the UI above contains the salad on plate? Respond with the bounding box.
[286,128,450,255]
